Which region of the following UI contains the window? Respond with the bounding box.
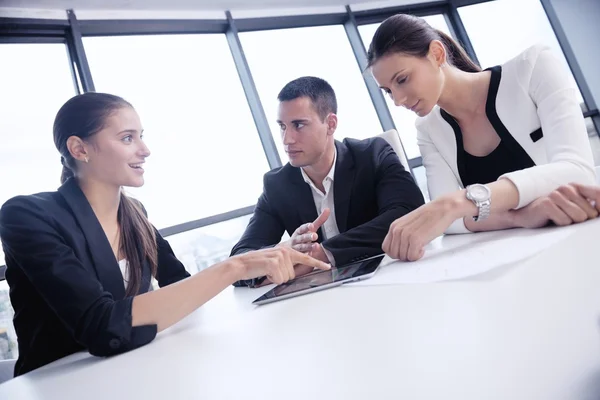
[0,280,17,360]
[240,25,383,163]
[411,165,430,202]
[358,15,453,159]
[458,0,583,102]
[0,43,77,266]
[83,34,270,229]
[161,214,252,276]
[585,117,600,165]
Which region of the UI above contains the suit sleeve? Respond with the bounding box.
[417,127,470,234]
[155,231,191,287]
[500,45,596,208]
[229,176,286,286]
[322,141,425,265]
[0,197,157,357]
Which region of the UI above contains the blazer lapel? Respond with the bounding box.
[332,140,355,233]
[58,178,126,300]
[440,108,467,185]
[484,66,536,167]
[429,107,464,187]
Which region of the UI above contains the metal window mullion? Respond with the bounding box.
[159,205,255,237]
[344,6,416,176]
[225,11,282,170]
[540,0,600,135]
[445,3,480,67]
[408,156,423,169]
[64,37,82,95]
[78,19,228,36]
[66,9,95,92]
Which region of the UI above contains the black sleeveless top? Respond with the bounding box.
[440,65,537,186]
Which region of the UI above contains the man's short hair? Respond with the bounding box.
[277,76,337,121]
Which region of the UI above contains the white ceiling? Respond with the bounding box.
[0,0,429,12]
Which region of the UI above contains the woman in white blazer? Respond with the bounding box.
[366,13,600,261]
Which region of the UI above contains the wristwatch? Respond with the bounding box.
[466,184,491,222]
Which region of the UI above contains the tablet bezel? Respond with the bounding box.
[252,255,384,305]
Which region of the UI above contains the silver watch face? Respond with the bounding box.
[468,184,490,202]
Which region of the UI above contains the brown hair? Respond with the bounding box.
[53,92,157,296]
[277,76,337,121]
[367,13,481,73]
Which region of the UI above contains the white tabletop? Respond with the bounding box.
[1,219,600,400]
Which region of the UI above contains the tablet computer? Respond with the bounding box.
[252,255,384,305]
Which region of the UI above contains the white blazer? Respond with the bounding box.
[416,44,596,234]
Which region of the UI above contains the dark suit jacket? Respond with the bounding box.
[230,138,425,285]
[0,178,190,376]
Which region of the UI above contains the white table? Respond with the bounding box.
[1,219,599,400]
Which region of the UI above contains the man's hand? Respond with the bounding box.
[258,209,332,286]
[279,208,330,253]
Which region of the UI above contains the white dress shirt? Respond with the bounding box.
[118,259,152,291]
[300,149,340,265]
[118,259,129,289]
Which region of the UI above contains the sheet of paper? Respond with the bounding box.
[347,224,579,286]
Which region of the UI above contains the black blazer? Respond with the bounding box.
[0,178,190,376]
[230,137,425,283]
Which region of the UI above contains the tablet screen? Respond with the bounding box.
[253,255,384,303]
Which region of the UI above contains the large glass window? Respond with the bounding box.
[0,280,17,360]
[458,0,582,102]
[83,34,270,229]
[358,15,453,159]
[240,25,383,163]
[0,43,77,270]
[158,214,252,276]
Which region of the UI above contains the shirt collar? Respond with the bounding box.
[301,147,337,186]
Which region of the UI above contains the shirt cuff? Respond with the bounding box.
[321,246,336,267]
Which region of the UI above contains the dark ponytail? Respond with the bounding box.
[367,14,481,73]
[53,92,158,295]
[60,156,75,184]
[435,30,480,73]
[119,192,157,296]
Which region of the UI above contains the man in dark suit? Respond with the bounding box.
[231,76,425,287]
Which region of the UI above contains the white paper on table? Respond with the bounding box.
[347,224,579,286]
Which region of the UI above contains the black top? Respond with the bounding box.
[462,140,535,186]
[230,137,425,286]
[440,65,537,186]
[0,178,190,376]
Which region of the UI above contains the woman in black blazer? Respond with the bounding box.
[0,93,330,376]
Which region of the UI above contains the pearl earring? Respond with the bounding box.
[84,156,89,163]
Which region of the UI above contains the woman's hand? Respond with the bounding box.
[513,183,600,229]
[232,247,331,285]
[383,194,465,261]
